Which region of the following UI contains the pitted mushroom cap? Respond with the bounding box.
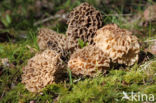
[66,2,103,44]
[37,28,61,50]
[37,28,73,61]
[68,45,110,77]
[94,24,140,66]
[22,49,64,92]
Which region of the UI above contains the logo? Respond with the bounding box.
[121,91,155,102]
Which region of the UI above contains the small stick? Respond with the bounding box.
[34,14,68,26]
[144,39,156,42]
[104,14,133,17]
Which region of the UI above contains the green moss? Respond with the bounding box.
[143,85,156,96]
[123,71,144,84]
[0,83,29,103]
[22,84,68,103]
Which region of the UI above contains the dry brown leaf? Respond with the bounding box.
[144,5,156,22]
[148,41,156,55]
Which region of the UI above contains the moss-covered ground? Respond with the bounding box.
[0,0,156,103]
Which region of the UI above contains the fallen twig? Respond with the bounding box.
[34,14,68,26]
[144,39,156,42]
[104,13,133,17]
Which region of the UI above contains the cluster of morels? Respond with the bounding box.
[22,2,140,92]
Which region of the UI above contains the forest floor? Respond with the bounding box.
[0,0,156,103]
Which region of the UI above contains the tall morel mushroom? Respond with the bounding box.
[68,45,110,77]
[94,24,140,66]
[66,2,103,44]
[22,49,65,92]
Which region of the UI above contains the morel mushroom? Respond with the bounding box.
[22,49,65,92]
[68,45,110,77]
[94,24,140,66]
[38,28,71,60]
[66,2,103,44]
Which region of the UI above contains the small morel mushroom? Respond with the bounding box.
[37,28,70,60]
[38,28,58,50]
[66,2,103,44]
[38,28,66,50]
[37,28,79,61]
[68,45,110,77]
[22,49,65,92]
[94,24,140,66]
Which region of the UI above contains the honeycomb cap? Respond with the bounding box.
[37,28,72,60]
[68,45,110,77]
[37,28,60,50]
[37,28,80,62]
[66,2,103,44]
[22,49,65,92]
[94,24,140,66]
